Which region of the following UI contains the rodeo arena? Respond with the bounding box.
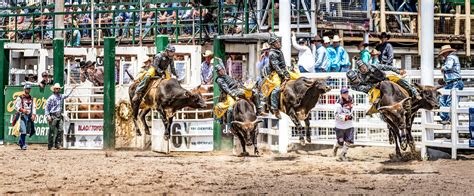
[1,0,474,194]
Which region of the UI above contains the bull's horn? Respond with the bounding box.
[251,119,263,125]
[231,121,245,126]
[435,85,445,90]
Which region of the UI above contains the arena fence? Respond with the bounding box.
[257,71,474,159]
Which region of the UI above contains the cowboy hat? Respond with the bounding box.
[50,83,63,91]
[203,50,214,57]
[370,49,381,55]
[322,36,331,44]
[438,45,457,56]
[332,35,341,42]
[378,32,391,40]
[313,35,322,42]
[260,43,270,51]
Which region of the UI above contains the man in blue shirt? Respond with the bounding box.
[313,36,330,72]
[45,83,75,150]
[327,35,351,72]
[438,45,463,124]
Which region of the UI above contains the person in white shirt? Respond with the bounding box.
[333,88,354,161]
[291,31,315,73]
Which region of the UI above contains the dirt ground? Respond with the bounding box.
[0,145,473,195]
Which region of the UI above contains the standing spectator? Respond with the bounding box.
[14,84,36,150]
[327,35,351,72]
[314,36,330,72]
[201,50,222,85]
[45,83,75,150]
[137,4,156,38]
[369,49,381,65]
[376,32,394,66]
[39,71,54,89]
[358,42,371,65]
[257,43,271,79]
[438,45,463,124]
[291,31,315,73]
[333,88,354,161]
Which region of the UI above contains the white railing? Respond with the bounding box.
[257,71,474,159]
[64,86,104,121]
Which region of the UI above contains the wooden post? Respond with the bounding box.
[380,0,386,32]
[454,5,461,35]
[465,0,471,57]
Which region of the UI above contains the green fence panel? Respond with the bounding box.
[3,86,52,144]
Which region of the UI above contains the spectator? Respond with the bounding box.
[327,35,350,72]
[137,4,156,38]
[200,50,217,85]
[45,83,75,150]
[291,31,315,73]
[314,36,330,72]
[438,45,463,125]
[376,32,394,66]
[332,87,354,161]
[14,84,37,150]
[257,43,271,79]
[39,71,54,89]
[178,2,194,35]
[369,49,380,65]
[358,42,371,65]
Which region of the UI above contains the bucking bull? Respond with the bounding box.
[375,81,442,159]
[127,72,207,138]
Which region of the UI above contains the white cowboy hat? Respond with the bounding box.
[50,83,63,91]
[438,45,457,56]
[322,36,331,44]
[332,35,341,42]
[203,50,214,57]
[260,43,270,51]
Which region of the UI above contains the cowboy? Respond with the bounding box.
[135,56,153,82]
[291,31,315,73]
[327,35,351,72]
[438,45,463,124]
[266,33,291,119]
[133,44,176,103]
[376,32,394,66]
[214,64,263,129]
[314,36,330,72]
[45,83,75,150]
[201,50,222,85]
[14,84,36,150]
[355,59,420,100]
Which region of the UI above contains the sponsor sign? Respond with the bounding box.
[64,120,103,149]
[152,119,214,152]
[3,86,52,144]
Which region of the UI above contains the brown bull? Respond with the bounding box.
[231,99,263,156]
[376,81,442,159]
[279,77,331,144]
[129,78,207,138]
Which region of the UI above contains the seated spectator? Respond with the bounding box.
[369,49,380,65]
[39,71,54,89]
[313,36,330,72]
[327,35,350,72]
[201,50,221,85]
[358,42,370,65]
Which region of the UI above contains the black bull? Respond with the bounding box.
[280,77,331,144]
[128,78,207,138]
[231,99,262,156]
[376,81,442,159]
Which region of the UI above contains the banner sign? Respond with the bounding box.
[152,119,214,152]
[3,86,52,144]
[64,120,103,149]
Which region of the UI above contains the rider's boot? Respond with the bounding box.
[272,109,281,119]
[226,107,233,132]
[252,91,267,116]
[270,88,281,119]
[366,98,380,116]
[398,79,422,100]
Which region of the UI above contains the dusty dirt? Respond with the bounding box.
[0,145,473,194]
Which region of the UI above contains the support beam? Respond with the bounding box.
[213,36,225,151]
[380,0,386,32]
[103,37,116,150]
[0,39,9,142]
[465,0,471,57]
[54,0,65,39]
[53,38,64,88]
[454,5,461,35]
[279,0,291,67]
[420,0,434,86]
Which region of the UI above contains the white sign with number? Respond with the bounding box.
[64,120,103,149]
[152,119,214,152]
